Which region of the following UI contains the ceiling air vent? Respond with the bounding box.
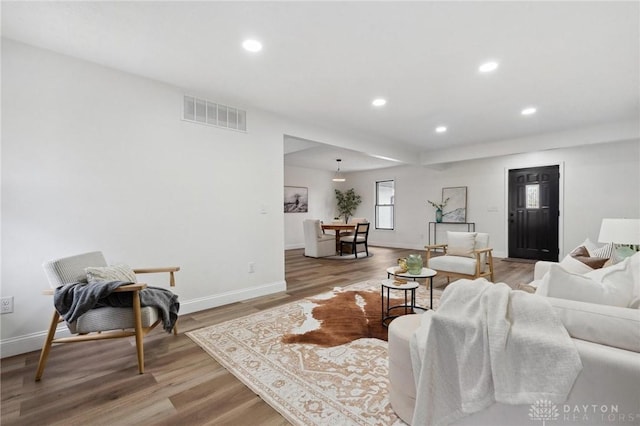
[183,95,247,132]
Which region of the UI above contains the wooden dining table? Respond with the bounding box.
[321,223,357,252]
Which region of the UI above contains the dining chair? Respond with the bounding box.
[340,222,370,258]
[303,219,336,257]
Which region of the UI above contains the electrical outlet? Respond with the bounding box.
[248,262,255,273]
[1,296,14,314]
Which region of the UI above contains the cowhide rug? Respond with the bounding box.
[282,289,409,346]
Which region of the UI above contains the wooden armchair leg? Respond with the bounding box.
[173,319,178,336]
[488,252,495,281]
[132,290,145,374]
[35,310,61,381]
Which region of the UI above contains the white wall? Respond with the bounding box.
[342,140,640,257]
[2,40,418,357]
[284,165,336,249]
[3,40,639,358]
[1,40,294,356]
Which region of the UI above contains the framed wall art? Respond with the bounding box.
[284,186,308,213]
[442,186,467,223]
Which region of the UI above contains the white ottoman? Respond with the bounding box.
[388,313,424,424]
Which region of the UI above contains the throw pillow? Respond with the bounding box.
[85,264,137,285]
[540,263,633,308]
[570,246,589,257]
[446,232,477,258]
[586,253,640,309]
[559,254,594,275]
[579,237,601,256]
[590,243,613,259]
[569,246,608,269]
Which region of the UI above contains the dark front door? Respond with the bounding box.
[508,165,559,261]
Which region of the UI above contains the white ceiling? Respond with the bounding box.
[2,1,639,172]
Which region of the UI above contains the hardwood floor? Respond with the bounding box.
[1,247,534,425]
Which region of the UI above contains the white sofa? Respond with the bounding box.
[388,254,640,425]
[389,309,640,425]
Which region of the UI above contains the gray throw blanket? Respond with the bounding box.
[54,281,179,333]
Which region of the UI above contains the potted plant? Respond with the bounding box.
[335,188,362,223]
[428,198,449,223]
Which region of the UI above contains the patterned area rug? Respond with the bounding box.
[187,280,442,426]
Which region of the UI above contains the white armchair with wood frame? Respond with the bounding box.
[36,251,179,381]
[425,231,494,282]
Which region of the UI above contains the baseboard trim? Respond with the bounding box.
[178,280,286,315]
[0,326,72,359]
[367,241,426,251]
[285,243,304,250]
[287,242,507,260]
[0,280,287,359]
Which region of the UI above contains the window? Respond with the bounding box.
[526,184,540,209]
[376,180,395,230]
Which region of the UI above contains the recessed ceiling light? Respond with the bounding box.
[521,107,537,116]
[435,126,447,133]
[478,61,499,73]
[242,39,263,52]
[372,98,387,107]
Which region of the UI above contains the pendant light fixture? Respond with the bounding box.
[332,159,346,182]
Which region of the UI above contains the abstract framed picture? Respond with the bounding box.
[442,186,467,223]
[284,186,308,213]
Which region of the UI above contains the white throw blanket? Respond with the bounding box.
[410,279,582,426]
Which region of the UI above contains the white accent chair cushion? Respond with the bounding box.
[446,232,477,258]
[43,251,107,285]
[429,255,480,276]
[71,305,159,334]
[428,232,492,277]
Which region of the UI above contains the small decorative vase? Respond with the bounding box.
[406,254,423,275]
[397,258,408,273]
[435,208,443,223]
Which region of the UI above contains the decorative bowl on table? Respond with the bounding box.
[396,258,408,273]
